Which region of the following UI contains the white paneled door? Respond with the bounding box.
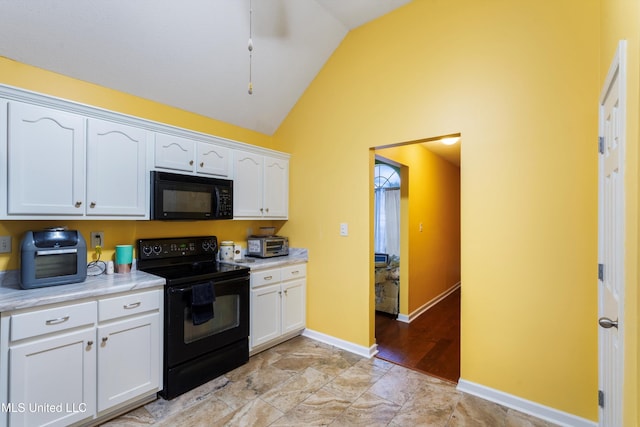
[598,40,626,427]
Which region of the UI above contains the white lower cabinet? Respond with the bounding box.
[97,313,160,412]
[9,328,97,427]
[1,288,163,427]
[250,263,306,353]
[251,283,282,348]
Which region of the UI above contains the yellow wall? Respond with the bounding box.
[375,144,461,315]
[0,57,281,270]
[600,1,640,424]
[275,0,599,420]
[0,0,616,421]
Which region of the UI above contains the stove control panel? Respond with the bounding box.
[137,236,218,260]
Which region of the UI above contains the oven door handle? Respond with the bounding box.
[36,248,78,255]
[169,286,192,294]
[167,277,247,294]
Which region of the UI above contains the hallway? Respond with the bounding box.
[375,287,460,383]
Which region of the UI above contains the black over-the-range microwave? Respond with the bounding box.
[151,171,233,220]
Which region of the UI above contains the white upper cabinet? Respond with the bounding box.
[7,101,86,215]
[233,150,264,218]
[263,156,289,218]
[87,119,148,217]
[234,150,289,219]
[196,141,232,177]
[155,133,232,178]
[0,85,290,221]
[4,101,148,219]
[154,133,196,172]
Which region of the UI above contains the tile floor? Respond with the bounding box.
[103,336,558,427]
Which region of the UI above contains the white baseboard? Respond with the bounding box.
[457,379,597,427]
[302,328,378,358]
[398,281,461,324]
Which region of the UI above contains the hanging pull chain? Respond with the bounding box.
[248,0,253,95]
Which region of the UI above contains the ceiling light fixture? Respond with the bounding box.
[248,0,253,95]
[440,137,460,146]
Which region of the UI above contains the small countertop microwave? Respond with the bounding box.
[151,171,233,220]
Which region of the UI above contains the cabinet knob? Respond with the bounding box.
[102,337,109,344]
[75,201,82,208]
[200,162,204,167]
[265,208,269,213]
[189,160,194,166]
[90,202,96,208]
[87,341,93,347]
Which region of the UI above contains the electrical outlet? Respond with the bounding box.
[90,231,104,249]
[0,236,11,254]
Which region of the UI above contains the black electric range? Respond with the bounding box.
[137,236,250,400]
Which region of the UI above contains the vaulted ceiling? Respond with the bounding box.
[0,0,411,135]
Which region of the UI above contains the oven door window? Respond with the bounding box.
[35,253,77,279]
[183,295,239,344]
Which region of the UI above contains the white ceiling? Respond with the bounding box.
[0,0,411,135]
[422,138,461,167]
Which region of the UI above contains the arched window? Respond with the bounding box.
[375,163,400,189]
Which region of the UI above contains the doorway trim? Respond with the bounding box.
[597,39,626,427]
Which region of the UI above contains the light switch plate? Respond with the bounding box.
[0,236,11,253]
[340,223,348,236]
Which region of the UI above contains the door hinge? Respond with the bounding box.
[598,390,604,408]
[598,136,605,154]
[598,263,604,281]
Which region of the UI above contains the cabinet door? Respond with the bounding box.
[263,156,289,218]
[250,283,281,348]
[97,312,160,412]
[7,101,86,215]
[86,119,148,217]
[196,142,232,177]
[282,279,306,335]
[155,133,196,172]
[9,328,96,427]
[233,150,264,218]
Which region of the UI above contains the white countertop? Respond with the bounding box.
[0,269,165,312]
[0,248,308,311]
[221,248,308,271]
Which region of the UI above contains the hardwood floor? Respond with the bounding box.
[374,287,460,383]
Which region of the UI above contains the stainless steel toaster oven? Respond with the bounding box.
[20,228,87,289]
[246,236,289,258]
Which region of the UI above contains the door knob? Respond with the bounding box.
[598,317,618,329]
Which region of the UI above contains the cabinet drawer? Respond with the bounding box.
[11,301,97,341]
[99,290,161,322]
[281,264,307,281]
[251,268,281,288]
